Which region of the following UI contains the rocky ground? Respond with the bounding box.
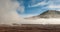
[0,24,60,32]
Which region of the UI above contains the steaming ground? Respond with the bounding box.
[19,18,60,24]
[1,18,60,25]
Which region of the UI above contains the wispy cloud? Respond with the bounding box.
[28,1,47,7]
[29,0,60,11]
[48,5,60,8]
[46,0,60,11]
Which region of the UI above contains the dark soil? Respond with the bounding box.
[0,24,60,32]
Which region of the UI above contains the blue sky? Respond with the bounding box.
[16,0,60,17]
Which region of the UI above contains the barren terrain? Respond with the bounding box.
[0,24,60,32]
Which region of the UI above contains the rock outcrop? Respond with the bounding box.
[26,10,60,19]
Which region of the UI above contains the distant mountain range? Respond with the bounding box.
[25,10,60,19]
